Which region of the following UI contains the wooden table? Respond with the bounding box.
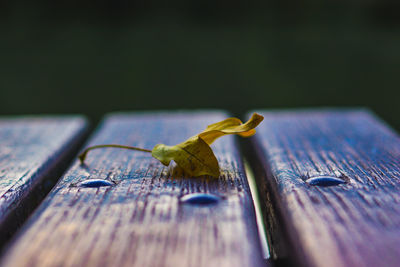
[0,109,398,267]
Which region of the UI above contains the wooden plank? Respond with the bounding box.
[0,116,88,249]
[247,109,400,267]
[0,111,266,267]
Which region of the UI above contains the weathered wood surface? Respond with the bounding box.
[248,109,400,267]
[0,116,88,249]
[0,112,266,267]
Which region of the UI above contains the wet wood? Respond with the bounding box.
[0,112,265,267]
[248,109,400,267]
[0,116,88,249]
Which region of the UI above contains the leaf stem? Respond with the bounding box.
[78,144,152,164]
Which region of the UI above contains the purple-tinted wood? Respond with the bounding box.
[0,116,88,248]
[0,112,266,267]
[248,109,400,267]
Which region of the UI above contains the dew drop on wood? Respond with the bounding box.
[78,179,114,188]
[305,176,346,187]
[180,193,220,205]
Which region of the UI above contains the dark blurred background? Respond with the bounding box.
[0,1,399,130]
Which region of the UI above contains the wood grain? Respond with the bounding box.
[0,116,88,249]
[248,109,400,267]
[0,112,265,267]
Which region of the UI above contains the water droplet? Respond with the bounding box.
[180,193,220,205]
[78,179,114,188]
[305,176,346,187]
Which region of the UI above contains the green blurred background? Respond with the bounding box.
[0,1,399,130]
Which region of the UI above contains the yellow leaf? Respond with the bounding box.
[198,113,264,145]
[152,136,220,177]
[79,113,263,178]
